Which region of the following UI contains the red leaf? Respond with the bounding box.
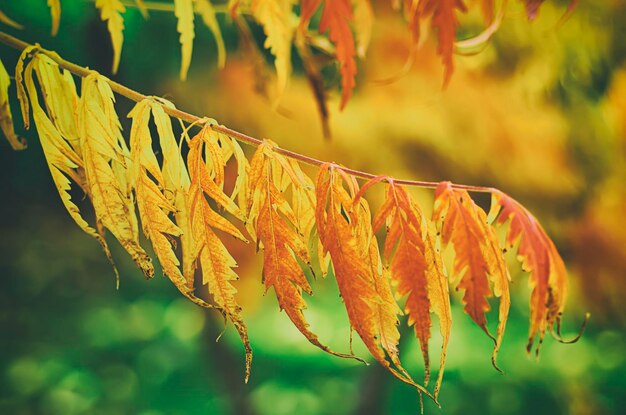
[318,0,357,109]
[422,0,467,86]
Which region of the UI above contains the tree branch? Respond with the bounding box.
[0,30,496,194]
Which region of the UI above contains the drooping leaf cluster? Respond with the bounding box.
[2,0,572,111]
[0,44,583,406]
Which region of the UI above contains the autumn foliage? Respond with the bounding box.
[0,0,586,409]
[0,41,587,406]
[0,0,576,124]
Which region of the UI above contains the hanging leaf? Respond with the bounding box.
[48,0,61,36]
[0,58,26,150]
[0,10,23,30]
[433,181,510,369]
[175,0,195,80]
[187,125,252,382]
[33,55,81,150]
[491,191,569,354]
[422,0,467,86]
[252,0,295,102]
[22,55,118,278]
[79,73,153,277]
[247,142,359,360]
[316,164,433,399]
[95,0,125,74]
[151,100,197,288]
[195,0,226,69]
[352,0,373,58]
[369,181,452,398]
[318,0,358,109]
[0,37,586,405]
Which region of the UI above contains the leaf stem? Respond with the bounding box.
[0,30,496,194]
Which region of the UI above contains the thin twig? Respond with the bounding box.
[0,30,496,194]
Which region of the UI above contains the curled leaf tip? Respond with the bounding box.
[491,355,505,374]
[551,311,590,345]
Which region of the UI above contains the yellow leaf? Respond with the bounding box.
[352,0,373,58]
[23,55,118,279]
[135,0,149,19]
[48,0,61,36]
[95,0,125,73]
[190,125,246,222]
[252,0,295,101]
[15,45,39,131]
[175,0,195,80]
[0,58,26,150]
[0,9,23,30]
[492,191,568,355]
[79,74,153,278]
[129,99,214,308]
[187,128,252,382]
[195,0,226,69]
[32,55,80,151]
[151,100,197,287]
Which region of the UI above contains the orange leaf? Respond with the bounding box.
[375,182,452,398]
[422,0,467,86]
[315,165,433,400]
[299,0,322,28]
[318,0,357,109]
[433,181,510,369]
[248,143,359,361]
[491,191,569,354]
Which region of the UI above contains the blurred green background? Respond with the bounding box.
[0,1,625,414]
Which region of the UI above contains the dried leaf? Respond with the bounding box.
[32,55,80,151]
[422,0,467,86]
[299,0,321,27]
[151,100,197,288]
[129,100,214,307]
[15,45,38,131]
